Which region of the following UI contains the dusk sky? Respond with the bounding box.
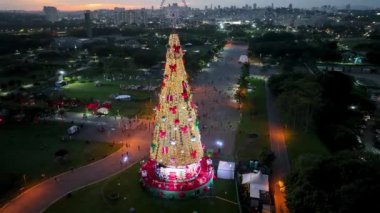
[1,0,380,11]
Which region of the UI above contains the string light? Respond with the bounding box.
[150,34,203,167]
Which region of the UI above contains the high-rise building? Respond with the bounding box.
[84,10,92,38]
[253,3,257,10]
[114,7,127,25]
[43,6,59,23]
[346,4,351,10]
[141,8,147,25]
[289,3,293,10]
[139,34,214,199]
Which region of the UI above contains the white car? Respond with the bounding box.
[114,95,131,101]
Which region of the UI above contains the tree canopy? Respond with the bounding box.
[286,152,380,213]
[268,71,375,152]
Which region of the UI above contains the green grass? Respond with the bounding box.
[0,121,121,203]
[235,78,269,161]
[61,82,154,117]
[285,130,330,165]
[46,164,239,213]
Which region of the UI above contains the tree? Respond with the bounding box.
[286,152,380,213]
[133,49,161,67]
[139,34,213,198]
[269,73,321,131]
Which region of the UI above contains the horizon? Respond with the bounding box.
[0,0,380,12]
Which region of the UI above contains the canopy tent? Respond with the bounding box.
[86,103,99,110]
[102,102,111,109]
[217,161,235,179]
[242,172,269,198]
[97,107,109,115]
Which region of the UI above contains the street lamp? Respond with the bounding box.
[216,140,223,154]
[58,70,66,82]
[349,105,357,110]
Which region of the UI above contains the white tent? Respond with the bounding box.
[217,161,235,179]
[239,55,249,63]
[242,172,269,198]
[97,107,109,115]
[115,95,131,100]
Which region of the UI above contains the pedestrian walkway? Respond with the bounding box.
[0,123,152,213]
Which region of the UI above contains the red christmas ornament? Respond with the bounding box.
[181,91,188,100]
[191,150,197,159]
[159,130,166,138]
[169,64,177,72]
[180,125,188,134]
[167,95,173,102]
[169,106,177,114]
[173,44,181,53]
[162,146,168,154]
[174,118,180,125]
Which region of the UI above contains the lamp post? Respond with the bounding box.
[216,140,223,153]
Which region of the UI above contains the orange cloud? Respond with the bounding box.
[57,3,148,11]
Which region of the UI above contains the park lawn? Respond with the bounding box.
[0,121,121,204]
[46,163,239,213]
[61,82,153,117]
[235,78,269,161]
[285,130,330,165]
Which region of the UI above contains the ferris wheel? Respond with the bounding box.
[160,0,188,9]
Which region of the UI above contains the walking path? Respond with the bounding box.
[266,83,290,213]
[0,121,152,213]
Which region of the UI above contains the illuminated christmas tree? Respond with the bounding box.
[140,34,213,199]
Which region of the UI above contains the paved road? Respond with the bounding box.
[266,84,290,213]
[192,43,245,159]
[0,120,152,213]
[251,60,290,213]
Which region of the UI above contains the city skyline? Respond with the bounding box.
[1,0,380,11]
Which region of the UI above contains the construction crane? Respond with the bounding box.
[160,0,188,9]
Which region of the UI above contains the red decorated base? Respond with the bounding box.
[139,157,214,199]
